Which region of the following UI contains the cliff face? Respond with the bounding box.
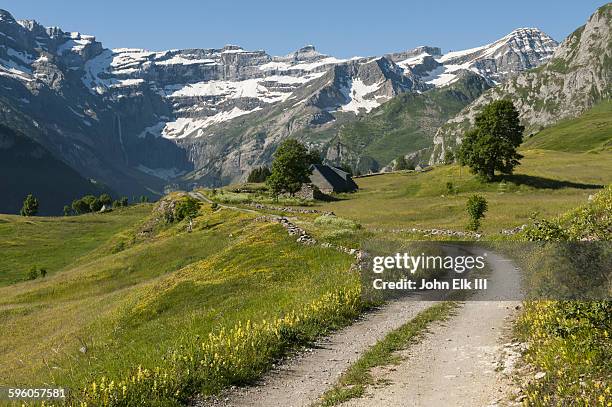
[431,4,611,164]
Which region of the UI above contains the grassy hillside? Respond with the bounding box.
[328,72,490,170]
[0,196,358,404]
[522,101,612,152]
[315,149,611,233]
[0,205,151,286]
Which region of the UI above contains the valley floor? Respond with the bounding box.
[0,130,609,405]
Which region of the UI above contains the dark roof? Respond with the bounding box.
[329,166,351,181]
[310,164,358,192]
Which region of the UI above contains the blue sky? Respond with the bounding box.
[3,1,607,57]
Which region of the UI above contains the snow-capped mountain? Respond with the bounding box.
[0,7,558,196]
[408,28,558,87]
[430,4,611,164]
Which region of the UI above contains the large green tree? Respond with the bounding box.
[20,194,39,216]
[457,99,524,181]
[267,139,313,196]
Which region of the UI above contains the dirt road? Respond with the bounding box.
[195,248,522,407]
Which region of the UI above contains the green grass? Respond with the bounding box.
[319,301,458,406]
[314,149,611,233]
[0,205,151,286]
[332,73,490,170]
[206,189,314,207]
[522,101,612,152]
[0,200,357,402]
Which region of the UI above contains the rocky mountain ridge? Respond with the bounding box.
[0,7,559,197]
[430,3,611,163]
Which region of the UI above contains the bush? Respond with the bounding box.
[20,194,39,216]
[27,266,39,280]
[99,193,112,206]
[515,186,612,405]
[72,198,90,214]
[89,198,103,212]
[466,195,487,231]
[395,156,409,171]
[444,150,455,165]
[26,266,46,280]
[174,197,201,221]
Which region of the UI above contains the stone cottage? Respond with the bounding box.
[309,164,358,194]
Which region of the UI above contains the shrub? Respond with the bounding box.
[174,197,201,221]
[516,186,611,405]
[395,156,409,171]
[465,195,487,231]
[99,193,113,206]
[444,150,455,165]
[27,266,39,280]
[20,194,39,216]
[89,198,103,212]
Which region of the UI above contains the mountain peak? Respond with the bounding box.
[291,44,322,61]
[298,45,316,53]
[502,27,557,45]
[0,9,16,23]
[222,44,244,52]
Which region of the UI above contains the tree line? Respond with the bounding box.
[19,193,151,217]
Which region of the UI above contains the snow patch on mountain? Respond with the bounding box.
[339,79,383,113]
[162,106,262,139]
[421,27,558,87]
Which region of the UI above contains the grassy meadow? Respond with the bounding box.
[0,205,151,286]
[0,198,359,404]
[522,100,612,152]
[313,148,610,233]
[0,100,609,405]
[313,101,611,234]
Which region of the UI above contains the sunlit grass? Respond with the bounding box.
[315,149,610,233]
[0,203,356,402]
